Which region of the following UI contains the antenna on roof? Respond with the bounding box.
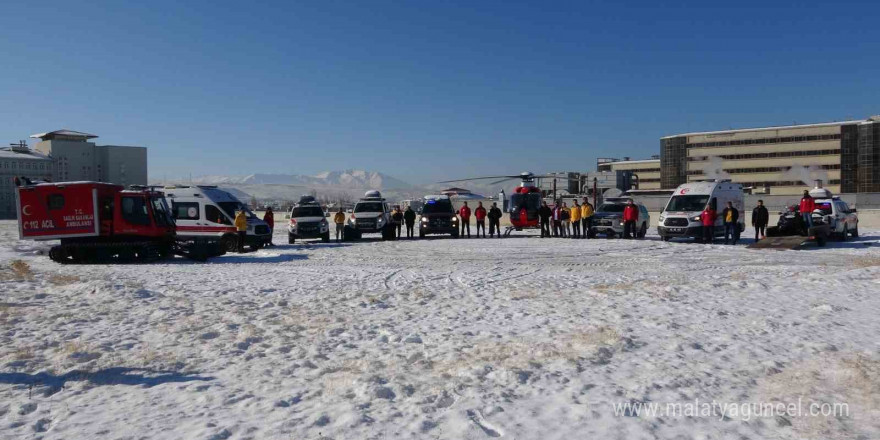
[9,140,28,152]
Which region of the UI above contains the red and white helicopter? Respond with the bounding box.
[439,171,584,234]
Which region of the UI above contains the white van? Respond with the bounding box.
[657,180,745,242]
[163,185,272,251]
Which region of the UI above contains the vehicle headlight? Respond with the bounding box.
[692,215,701,221]
[658,214,665,222]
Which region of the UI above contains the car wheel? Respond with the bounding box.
[222,234,238,252]
[841,225,849,241]
[661,236,671,242]
[817,234,827,247]
[322,233,330,243]
[851,226,859,238]
[638,223,647,238]
[606,230,615,239]
[288,234,295,244]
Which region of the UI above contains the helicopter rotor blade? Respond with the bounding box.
[488,177,518,185]
[532,174,583,181]
[436,175,521,184]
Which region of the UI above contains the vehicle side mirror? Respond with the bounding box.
[850,209,857,213]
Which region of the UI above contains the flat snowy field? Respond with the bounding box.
[2,220,880,440]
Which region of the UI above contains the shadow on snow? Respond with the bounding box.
[0,367,214,396]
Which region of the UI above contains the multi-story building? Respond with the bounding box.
[0,130,148,219]
[596,156,662,190]
[661,116,880,195]
[0,143,54,218]
[31,129,147,187]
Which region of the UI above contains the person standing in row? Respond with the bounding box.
[262,207,274,246]
[570,200,581,238]
[560,202,570,237]
[581,198,594,239]
[752,200,769,241]
[234,208,248,252]
[799,190,815,229]
[722,201,739,245]
[538,201,552,238]
[552,202,562,237]
[459,201,472,238]
[333,208,346,242]
[488,202,503,238]
[474,201,487,238]
[622,199,639,239]
[403,205,416,239]
[391,205,403,240]
[700,203,716,244]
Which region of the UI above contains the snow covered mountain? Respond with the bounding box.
[183,170,411,189]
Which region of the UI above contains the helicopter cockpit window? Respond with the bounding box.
[510,193,540,213]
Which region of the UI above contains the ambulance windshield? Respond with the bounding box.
[218,202,256,219]
[665,195,710,212]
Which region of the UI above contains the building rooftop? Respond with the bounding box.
[661,118,871,139]
[0,147,52,161]
[605,158,660,165]
[30,129,98,141]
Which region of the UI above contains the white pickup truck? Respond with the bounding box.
[812,190,859,240]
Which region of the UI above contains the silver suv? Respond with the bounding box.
[345,191,394,240]
[589,198,650,239]
[287,196,330,243]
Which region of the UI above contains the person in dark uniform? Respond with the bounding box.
[488,202,503,238]
[538,201,552,238]
[752,200,769,241]
[403,205,416,238]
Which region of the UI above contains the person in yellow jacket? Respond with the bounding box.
[581,198,594,239]
[570,200,582,238]
[333,208,346,242]
[234,208,248,252]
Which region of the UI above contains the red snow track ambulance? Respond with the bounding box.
[15,179,223,263]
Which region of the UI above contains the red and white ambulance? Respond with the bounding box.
[163,185,272,251]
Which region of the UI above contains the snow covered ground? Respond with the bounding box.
[2,220,880,439]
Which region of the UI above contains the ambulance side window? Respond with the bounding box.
[47,194,65,210]
[206,205,230,225]
[172,202,200,220]
[121,197,151,226]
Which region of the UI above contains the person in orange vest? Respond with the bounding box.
[474,201,487,238]
[700,204,717,244]
[234,208,248,252]
[333,208,346,242]
[458,201,472,238]
[262,207,275,246]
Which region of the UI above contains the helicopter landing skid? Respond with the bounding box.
[504,226,516,237]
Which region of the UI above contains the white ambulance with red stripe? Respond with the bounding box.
[163,185,272,252]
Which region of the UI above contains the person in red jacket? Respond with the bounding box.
[458,201,472,238]
[474,201,487,238]
[262,207,275,246]
[799,190,815,229]
[622,199,639,239]
[700,204,717,244]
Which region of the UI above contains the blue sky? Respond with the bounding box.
[2,0,878,184]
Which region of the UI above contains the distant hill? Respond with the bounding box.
[155,169,504,203]
[184,170,411,189]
